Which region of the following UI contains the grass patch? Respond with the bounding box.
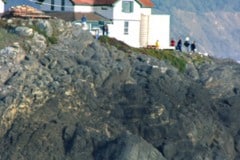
[191,53,211,65]
[99,36,133,53]
[29,24,58,44]
[99,36,187,72]
[0,27,22,49]
[139,48,187,72]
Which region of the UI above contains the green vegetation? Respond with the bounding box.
[99,36,133,53]
[99,36,187,72]
[141,48,187,72]
[29,24,58,44]
[0,28,22,49]
[0,19,58,48]
[191,53,211,65]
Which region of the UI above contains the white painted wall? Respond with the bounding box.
[140,8,152,15]
[106,1,165,48]
[74,5,94,12]
[113,0,141,20]
[40,0,74,11]
[148,15,170,49]
[106,0,153,47]
[0,0,4,13]
[108,20,140,47]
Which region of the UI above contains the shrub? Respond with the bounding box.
[99,36,187,72]
[99,36,133,53]
[29,24,58,44]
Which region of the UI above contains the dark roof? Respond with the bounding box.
[45,11,110,22]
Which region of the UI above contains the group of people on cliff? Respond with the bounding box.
[170,37,196,53]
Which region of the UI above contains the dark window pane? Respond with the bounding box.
[122,1,133,13]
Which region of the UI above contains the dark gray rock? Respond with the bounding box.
[0,18,240,160]
[94,133,166,160]
[14,26,33,37]
[36,19,53,37]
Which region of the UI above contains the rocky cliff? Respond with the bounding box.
[0,18,240,160]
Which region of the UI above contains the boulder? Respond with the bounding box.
[15,26,33,37]
[94,133,166,160]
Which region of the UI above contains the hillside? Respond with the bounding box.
[153,0,240,60]
[0,18,240,159]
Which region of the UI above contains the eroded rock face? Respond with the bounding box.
[0,18,240,160]
[15,26,33,37]
[94,133,166,160]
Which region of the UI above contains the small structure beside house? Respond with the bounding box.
[3,5,51,19]
[2,0,171,49]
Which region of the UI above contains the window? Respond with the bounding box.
[101,7,108,10]
[61,0,65,11]
[124,21,129,35]
[51,0,54,11]
[122,1,133,13]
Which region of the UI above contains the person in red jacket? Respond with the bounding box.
[170,38,175,47]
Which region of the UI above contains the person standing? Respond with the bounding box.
[95,29,99,40]
[170,38,175,47]
[184,36,190,52]
[81,15,87,23]
[176,38,182,51]
[155,40,160,49]
[190,41,196,53]
[81,15,88,30]
[103,24,108,36]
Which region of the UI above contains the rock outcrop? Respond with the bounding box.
[94,133,166,160]
[0,18,240,160]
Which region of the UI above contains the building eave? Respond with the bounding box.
[45,11,110,22]
[71,0,154,7]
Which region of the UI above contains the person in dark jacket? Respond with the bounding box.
[184,36,190,52]
[81,15,87,23]
[190,41,196,53]
[176,38,182,52]
[103,24,109,36]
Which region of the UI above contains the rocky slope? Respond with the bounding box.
[0,18,240,160]
[153,0,240,60]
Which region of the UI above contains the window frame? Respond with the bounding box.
[51,0,54,11]
[101,7,108,10]
[122,0,134,13]
[61,0,65,11]
[124,21,129,35]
